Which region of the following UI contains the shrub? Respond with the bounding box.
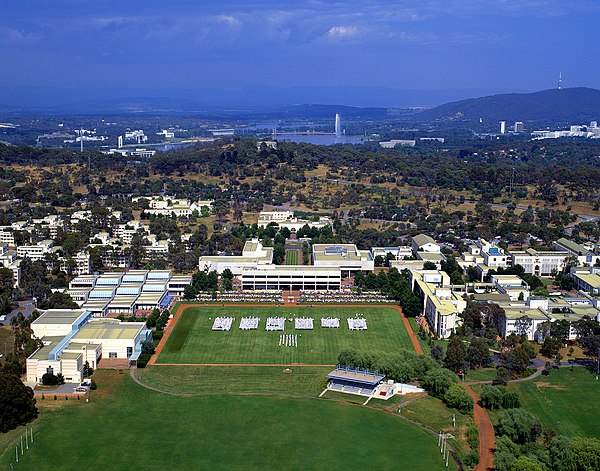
[89,379,98,391]
[480,385,504,410]
[42,373,60,386]
[502,392,521,409]
[443,384,474,413]
[152,330,164,341]
[497,408,540,444]
[466,422,479,449]
[463,450,479,468]
[137,353,152,369]
[422,368,458,398]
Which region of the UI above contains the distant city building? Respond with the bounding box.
[209,128,235,137]
[379,140,416,148]
[500,121,506,134]
[514,121,524,133]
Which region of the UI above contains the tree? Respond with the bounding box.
[221,268,234,290]
[480,385,504,409]
[443,384,474,413]
[540,336,562,358]
[444,336,466,373]
[548,435,573,471]
[569,437,600,471]
[514,316,532,337]
[430,345,444,361]
[500,344,533,375]
[578,335,600,359]
[508,455,545,471]
[494,367,511,386]
[141,339,155,355]
[422,261,437,270]
[0,373,38,433]
[422,368,458,397]
[467,337,490,369]
[82,361,94,377]
[38,291,78,310]
[42,372,60,386]
[497,408,541,444]
[573,316,600,339]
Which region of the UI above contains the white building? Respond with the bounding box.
[370,246,413,262]
[312,244,374,276]
[240,266,341,291]
[410,270,465,339]
[411,234,440,255]
[199,238,274,275]
[16,239,54,261]
[490,274,530,301]
[27,309,151,384]
[510,248,570,277]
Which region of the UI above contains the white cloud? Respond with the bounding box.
[325,25,360,40]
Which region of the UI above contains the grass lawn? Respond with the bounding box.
[402,395,475,463]
[464,368,497,382]
[158,306,414,364]
[136,365,330,395]
[0,326,14,355]
[1,370,455,471]
[486,367,600,438]
[285,249,299,265]
[407,318,447,354]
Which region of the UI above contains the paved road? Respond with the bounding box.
[2,300,35,326]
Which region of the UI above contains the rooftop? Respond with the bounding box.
[413,234,436,247]
[74,319,145,341]
[32,309,89,326]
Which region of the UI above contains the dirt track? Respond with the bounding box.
[465,385,495,471]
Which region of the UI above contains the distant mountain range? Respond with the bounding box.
[1,86,599,125]
[0,85,528,114]
[417,87,600,124]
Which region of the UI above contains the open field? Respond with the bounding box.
[482,368,600,438]
[136,365,330,395]
[157,306,414,364]
[1,370,455,471]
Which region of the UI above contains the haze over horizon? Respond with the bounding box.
[1,0,599,108]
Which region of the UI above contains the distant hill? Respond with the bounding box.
[417,87,600,124]
[276,104,390,119]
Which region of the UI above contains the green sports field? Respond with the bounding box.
[0,370,455,471]
[285,249,299,265]
[157,305,413,364]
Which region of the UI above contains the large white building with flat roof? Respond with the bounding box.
[240,265,341,291]
[27,309,151,384]
[198,238,274,275]
[312,244,374,276]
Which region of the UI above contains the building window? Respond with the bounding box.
[109,352,117,359]
[127,347,133,357]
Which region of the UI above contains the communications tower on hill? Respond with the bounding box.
[557,71,563,90]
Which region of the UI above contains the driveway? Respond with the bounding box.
[33,383,84,395]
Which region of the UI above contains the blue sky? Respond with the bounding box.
[1,0,599,104]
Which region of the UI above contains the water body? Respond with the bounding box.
[276,133,363,146]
